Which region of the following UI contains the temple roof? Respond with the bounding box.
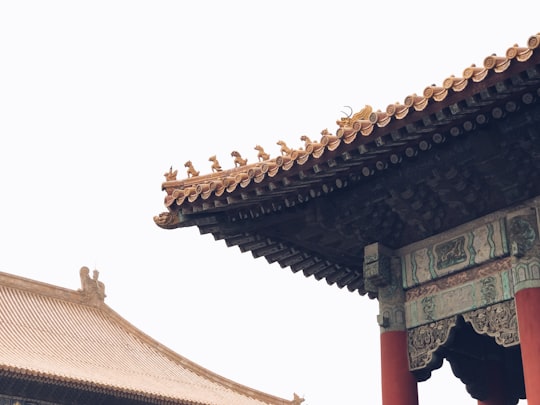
[0,270,298,405]
[155,33,540,297]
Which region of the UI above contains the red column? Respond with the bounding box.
[477,359,506,405]
[380,330,418,405]
[515,286,540,405]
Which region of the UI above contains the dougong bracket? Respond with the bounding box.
[364,242,393,291]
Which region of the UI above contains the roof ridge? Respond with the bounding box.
[157,32,540,213]
[0,270,83,304]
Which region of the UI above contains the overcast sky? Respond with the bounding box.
[1,2,538,404]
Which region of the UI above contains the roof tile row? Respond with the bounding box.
[160,33,540,211]
[0,271,296,405]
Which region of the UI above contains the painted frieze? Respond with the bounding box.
[408,316,457,371]
[403,202,540,377]
[404,258,513,328]
[462,300,519,347]
[408,300,519,372]
[401,217,509,288]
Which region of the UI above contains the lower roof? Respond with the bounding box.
[0,270,296,405]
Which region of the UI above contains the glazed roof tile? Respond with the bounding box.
[155,32,540,296]
[157,33,539,211]
[0,270,296,405]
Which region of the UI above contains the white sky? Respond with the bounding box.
[0,2,537,404]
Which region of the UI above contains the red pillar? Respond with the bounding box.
[477,359,506,405]
[515,286,540,405]
[380,330,418,405]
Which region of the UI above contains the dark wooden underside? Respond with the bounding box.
[175,64,540,296]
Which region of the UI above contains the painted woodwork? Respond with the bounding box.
[462,300,519,347]
[363,201,540,404]
[400,217,509,288]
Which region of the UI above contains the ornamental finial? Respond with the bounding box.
[184,160,200,178]
[292,393,305,405]
[79,266,106,305]
[254,145,270,161]
[209,155,223,172]
[336,104,373,128]
[164,166,177,181]
[231,151,248,167]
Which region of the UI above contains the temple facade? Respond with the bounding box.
[156,32,540,404]
[0,269,301,405]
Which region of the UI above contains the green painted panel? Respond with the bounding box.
[401,219,509,287]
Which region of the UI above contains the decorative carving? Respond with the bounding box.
[292,393,305,405]
[93,270,106,300]
[336,104,373,128]
[300,135,312,147]
[231,150,248,167]
[208,155,223,172]
[164,166,177,181]
[339,105,353,119]
[421,296,436,321]
[408,316,457,371]
[509,215,536,257]
[479,276,497,305]
[184,160,200,178]
[404,260,514,330]
[153,211,180,229]
[406,257,512,301]
[320,128,331,136]
[277,140,294,156]
[79,266,92,291]
[509,209,540,291]
[254,145,270,161]
[79,266,106,304]
[435,236,466,270]
[462,300,519,347]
